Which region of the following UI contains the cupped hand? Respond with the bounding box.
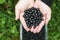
[31,0,52,33]
[15,0,34,31]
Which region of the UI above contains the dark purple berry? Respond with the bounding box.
[23,7,43,28]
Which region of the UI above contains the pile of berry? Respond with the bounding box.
[23,7,43,28]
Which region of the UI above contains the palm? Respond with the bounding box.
[15,0,34,31]
[15,0,51,33]
[33,0,51,33]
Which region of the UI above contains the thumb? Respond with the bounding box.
[45,13,51,24]
[15,7,21,20]
[15,1,21,20]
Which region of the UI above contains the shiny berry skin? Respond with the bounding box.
[23,7,43,28]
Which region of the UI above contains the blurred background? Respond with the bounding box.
[0,0,60,40]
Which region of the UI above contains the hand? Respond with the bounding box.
[15,0,34,31]
[30,0,52,33]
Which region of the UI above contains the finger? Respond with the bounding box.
[45,14,51,24]
[20,12,30,32]
[36,17,45,33]
[38,1,49,15]
[15,7,20,20]
[37,21,44,33]
[45,9,51,24]
[15,1,21,20]
[33,26,38,33]
[30,25,34,32]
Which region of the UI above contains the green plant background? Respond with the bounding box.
[0,0,60,40]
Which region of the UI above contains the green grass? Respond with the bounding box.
[48,0,60,40]
[0,0,60,40]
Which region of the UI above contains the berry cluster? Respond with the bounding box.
[23,7,43,28]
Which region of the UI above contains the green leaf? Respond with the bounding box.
[0,0,5,4]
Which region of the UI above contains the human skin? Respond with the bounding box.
[15,0,34,32]
[31,0,51,33]
[15,0,51,33]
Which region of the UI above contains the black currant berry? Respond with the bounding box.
[23,7,43,28]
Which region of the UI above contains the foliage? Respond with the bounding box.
[0,0,20,40]
[0,0,60,40]
[0,0,5,4]
[48,0,60,40]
